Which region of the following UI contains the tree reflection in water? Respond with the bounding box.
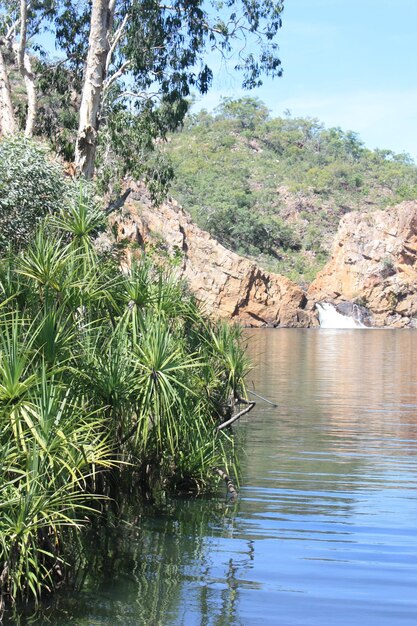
[8,498,254,626]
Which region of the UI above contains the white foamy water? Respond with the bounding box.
[316,302,366,329]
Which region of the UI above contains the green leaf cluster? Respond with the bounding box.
[0,136,69,252]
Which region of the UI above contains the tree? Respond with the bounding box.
[215,96,271,131]
[15,0,37,136]
[0,0,55,136]
[0,44,16,135]
[73,0,285,177]
[74,0,114,178]
[1,0,285,179]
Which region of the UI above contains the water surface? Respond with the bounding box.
[16,329,417,625]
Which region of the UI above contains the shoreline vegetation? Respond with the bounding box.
[0,138,253,620]
[3,85,417,614]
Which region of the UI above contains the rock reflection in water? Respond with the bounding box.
[238,329,417,625]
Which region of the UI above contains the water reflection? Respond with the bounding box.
[8,329,417,625]
[9,500,254,626]
[236,329,417,625]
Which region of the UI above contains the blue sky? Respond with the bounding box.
[194,0,417,160]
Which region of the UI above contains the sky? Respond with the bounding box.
[194,0,417,160]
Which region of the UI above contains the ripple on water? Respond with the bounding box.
[9,330,417,626]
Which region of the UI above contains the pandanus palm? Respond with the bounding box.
[0,368,115,607]
[49,186,105,259]
[133,314,201,457]
[0,191,249,612]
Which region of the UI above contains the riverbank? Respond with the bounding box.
[0,196,250,618]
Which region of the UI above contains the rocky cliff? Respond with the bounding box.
[111,186,417,328]
[112,185,313,327]
[307,200,417,327]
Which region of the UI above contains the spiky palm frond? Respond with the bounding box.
[50,187,105,249]
[16,229,77,297]
[0,198,249,609]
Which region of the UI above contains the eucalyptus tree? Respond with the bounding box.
[0,0,59,136]
[0,0,285,178]
[0,44,15,135]
[74,0,285,177]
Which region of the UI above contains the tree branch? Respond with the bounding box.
[18,0,28,70]
[213,467,238,500]
[248,389,277,407]
[105,12,129,74]
[104,187,132,214]
[111,89,161,103]
[103,59,131,93]
[216,400,255,431]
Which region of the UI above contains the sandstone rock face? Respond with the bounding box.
[308,201,417,327]
[112,185,313,327]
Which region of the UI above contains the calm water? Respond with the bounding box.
[15,329,417,625]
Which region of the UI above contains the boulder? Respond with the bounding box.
[308,201,417,327]
[335,301,372,326]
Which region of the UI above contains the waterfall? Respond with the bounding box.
[316,302,367,329]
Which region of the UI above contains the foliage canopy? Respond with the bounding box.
[0,0,285,179]
[165,97,417,281]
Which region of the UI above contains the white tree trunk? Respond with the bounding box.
[75,0,114,178]
[22,52,37,137]
[12,0,37,137]
[0,46,17,136]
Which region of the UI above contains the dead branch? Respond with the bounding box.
[248,389,277,407]
[103,59,132,94]
[213,467,238,500]
[105,187,132,214]
[216,399,255,431]
[106,12,129,74]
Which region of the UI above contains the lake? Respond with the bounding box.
[12,329,417,625]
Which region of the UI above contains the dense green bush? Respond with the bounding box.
[0,136,68,251]
[0,198,249,613]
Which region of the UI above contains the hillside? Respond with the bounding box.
[164,97,417,283]
[112,182,312,327]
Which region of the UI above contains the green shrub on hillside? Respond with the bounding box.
[0,136,68,251]
[165,98,417,282]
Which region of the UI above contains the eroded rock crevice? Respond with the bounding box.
[308,200,417,327]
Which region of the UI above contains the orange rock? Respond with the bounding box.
[111,186,417,328]
[308,200,417,327]
[111,183,313,327]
